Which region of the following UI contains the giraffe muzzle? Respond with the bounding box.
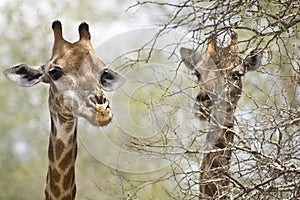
[95,96,112,126]
[88,94,109,109]
[88,94,112,126]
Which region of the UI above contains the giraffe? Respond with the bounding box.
[180,32,262,199]
[3,21,125,200]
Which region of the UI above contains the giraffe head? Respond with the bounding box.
[180,32,262,124]
[3,20,125,126]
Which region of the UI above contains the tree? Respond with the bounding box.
[119,0,300,199]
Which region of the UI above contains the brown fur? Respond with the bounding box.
[199,34,239,199]
[45,21,114,199]
[2,20,124,200]
[180,32,262,199]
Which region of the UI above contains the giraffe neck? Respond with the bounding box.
[206,99,236,147]
[45,111,78,200]
[200,102,236,198]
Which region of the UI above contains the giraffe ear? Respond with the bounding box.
[99,68,125,92]
[244,50,263,71]
[3,64,44,87]
[180,47,202,70]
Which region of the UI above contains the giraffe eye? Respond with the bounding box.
[49,67,64,80]
[193,70,201,81]
[232,71,244,80]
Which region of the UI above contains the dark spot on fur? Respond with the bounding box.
[72,184,76,198]
[63,166,75,190]
[68,128,77,145]
[55,139,65,160]
[74,143,77,160]
[51,168,61,182]
[59,149,73,170]
[51,119,57,137]
[49,181,60,198]
[45,190,51,200]
[48,139,55,162]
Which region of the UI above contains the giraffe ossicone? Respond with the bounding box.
[3,20,125,200]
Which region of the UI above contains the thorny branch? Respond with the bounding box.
[115,0,300,199]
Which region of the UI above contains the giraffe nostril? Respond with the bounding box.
[88,95,103,105]
[95,95,104,104]
[196,93,210,102]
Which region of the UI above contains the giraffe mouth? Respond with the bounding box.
[95,103,113,126]
[86,95,112,126]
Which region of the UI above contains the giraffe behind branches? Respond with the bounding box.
[3,21,125,200]
[180,32,262,199]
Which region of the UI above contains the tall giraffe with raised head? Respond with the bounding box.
[180,32,262,199]
[3,21,125,200]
